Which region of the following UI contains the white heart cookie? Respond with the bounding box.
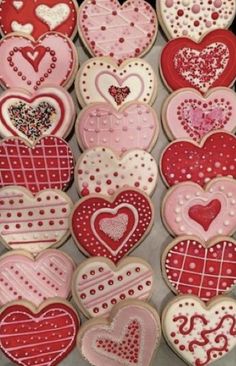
[35,4,70,30]
[11,20,33,34]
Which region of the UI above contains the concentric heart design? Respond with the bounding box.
[0,301,79,366]
[71,189,154,263]
[76,102,158,155]
[160,131,236,187]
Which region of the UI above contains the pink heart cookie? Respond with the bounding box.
[76,102,159,156]
[0,249,75,306]
[78,0,157,65]
[162,295,236,366]
[77,300,161,366]
[162,87,236,142]
[72,256,153,318]
[162,178,236,241]
[0,32,78,91]
[0,86,75,145]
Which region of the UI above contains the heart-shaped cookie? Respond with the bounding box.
[71,188,154,263]
[162,237,236,301]
[162,295,236,366]
[72,256,153,318]
[162,87,236,142]
[157,0,236,42]
[75,147,157,197]
[77,300,161,366]
[0,86,75,145]
[0,136,74,193]
[75,57,157,108]
[0,32,78,91]
[0,0,78,39]
[0,249,75,306]
[0,300,79,366]
[160,131,236,187]
[76,102,159,155]
[78,0,157,65]
[162,178,236,241]
[160,29,236,94]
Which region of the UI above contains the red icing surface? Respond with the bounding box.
[188,199,221,231]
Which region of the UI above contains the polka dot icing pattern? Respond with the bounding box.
[160,29,236,94]
[76,102,159,156]
[0,301,79,366]
[0,0,78,39]
[76,57,157,109]
[163,237,236,301]
[0,136,74,194]
[76,147,158,197]
[71,189,154,263]
[158,0,236,41]
[160,131,236,187]
[78,301,161,366]
[162,296,236,366]
[162,87,236,142]
[78,0,157,65]
[0,249,75,306]
[0,32,78,91]
[72,257,153,317]
[162,178,236,241]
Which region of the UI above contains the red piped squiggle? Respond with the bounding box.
[174,315,208,335]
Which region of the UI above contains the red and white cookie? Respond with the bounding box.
[162,236,236,302]
[0,86,76,145]
[157,0,236,42]
[0,186,73,253]
[75,147,158,197]
[162,178,236,241]
[0,32,78,91]
[71,188,154,263]
[76,102,159,156]
[0,136,74,193]
[160,29,236,94]
[162,295,236,366]
[75,57,157,108]
[0,249,75,306]
[78,0,157,65]
[72,256,154,318]
[0,299,80,366]
[160,131,236,187]
[162,87,236,142]
[77,300,161,366]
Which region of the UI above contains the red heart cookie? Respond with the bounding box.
[71,188,154,263]
[160,131,236,187]
[160,29,236,94]
[0,300,80,366]
[0,0,78,39]
[0,32,78,91]
[0,136,74,193]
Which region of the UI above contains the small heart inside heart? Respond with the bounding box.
[20,46,47,72]
[188,199,221,231]
[99,213,128,241]
[108,85,131,106]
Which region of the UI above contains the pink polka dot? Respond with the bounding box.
[192,4,200,13]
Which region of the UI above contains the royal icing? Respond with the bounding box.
[0,136,74,193]
[0,249,75,305]
[76,147,157,197]
[78,301,161,366]
[160,29,236,94]
[72,257,153,317]
[0,301,79,366]
[162,178,236,241]
[163,296,236,366]
[76,57,157,108]
[162,87,236,142]
[71,189,154,263]
[0,0,78,39]
[76,102,158,156]
[0,32,78,91]
[160,131,236,187]
[158,0,236,41]
[0,86,75,145]
[78,0,157,65]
